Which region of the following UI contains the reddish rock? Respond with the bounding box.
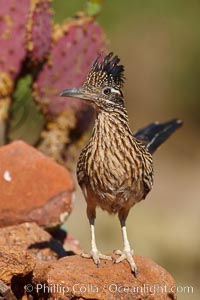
[33,255,177,300]
[0,245,35,284]
[0,222,67,262]
[0,222,177,300]
[0,141,75,227]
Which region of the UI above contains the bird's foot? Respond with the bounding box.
[82,250,112,266]
[113,249,137,276]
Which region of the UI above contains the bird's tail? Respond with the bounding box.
[134,119,183,154]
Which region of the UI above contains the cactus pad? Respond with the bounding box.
[0,0,29,79]
[33,17,106,115]
[26,0,53,62]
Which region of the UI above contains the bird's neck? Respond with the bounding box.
[92,107,132,138]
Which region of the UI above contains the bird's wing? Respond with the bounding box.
[134,119,183,154]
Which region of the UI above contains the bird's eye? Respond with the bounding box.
[103,87,111,95]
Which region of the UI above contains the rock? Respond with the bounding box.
[0,279,17,300]
[33,255,177,300]
[0,222,177,300]
[0,141,75,227]
[0,222,67,262]
[0,222,72,299]
[0,243,39,300]
[0,245,35,285]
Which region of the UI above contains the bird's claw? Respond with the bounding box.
[82,250,112,266]
[113,249,138,276]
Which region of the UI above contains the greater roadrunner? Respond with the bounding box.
[60,52,182,275]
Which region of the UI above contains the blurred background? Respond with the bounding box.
[52,1,200,299]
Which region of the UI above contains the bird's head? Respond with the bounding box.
[60,52,125,112]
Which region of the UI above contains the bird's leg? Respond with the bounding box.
[114,214,137,275]
[82,207,112,266]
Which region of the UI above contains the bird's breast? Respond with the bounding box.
[78,137,151,204]
[77,111,153,213]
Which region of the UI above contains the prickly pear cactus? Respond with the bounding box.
[0,0,52,145]
[26,0,53,62]
[0,0,106,166]
[0,0,29,83]
[0,0,28,144]
[34,15,106,164]
[34,16,105,115]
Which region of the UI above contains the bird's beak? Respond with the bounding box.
[59,87,94,102]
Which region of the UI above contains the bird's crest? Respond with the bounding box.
[84,52,125,90]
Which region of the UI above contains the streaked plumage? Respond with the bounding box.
[77,107,153,215]
[60,52,182,275]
